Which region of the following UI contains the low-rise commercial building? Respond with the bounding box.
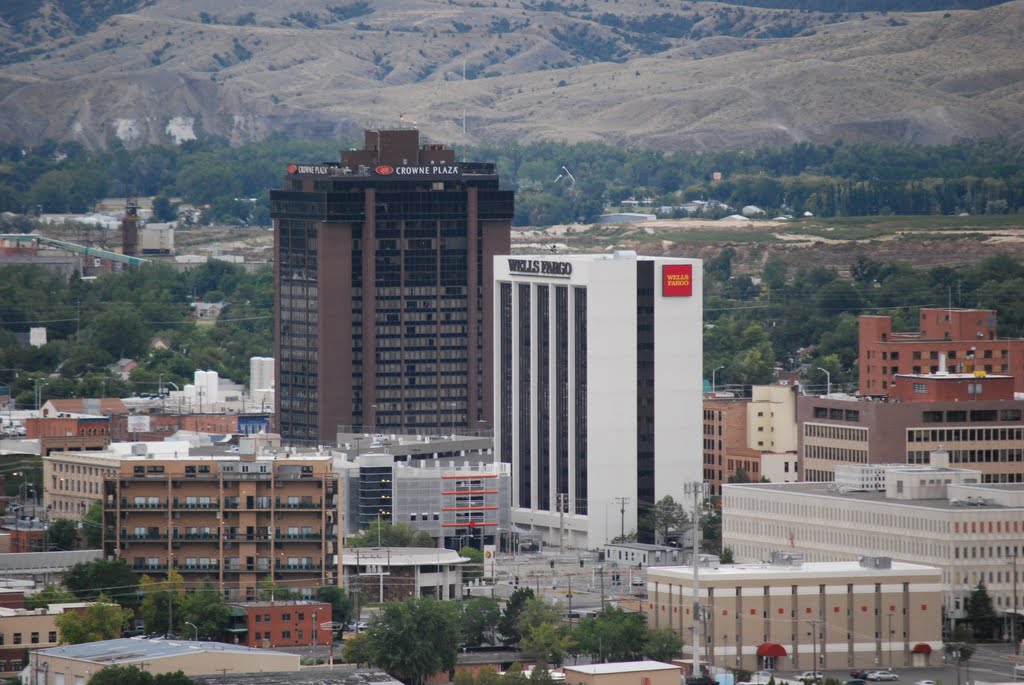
[798,371,1024,483]
[563,661,681,685]
[341,547,467,602]
[0,602,92,679]
[723,457,1023,626]
[645,557,942,671]
[226,600,331,648]
[32,638,300,685]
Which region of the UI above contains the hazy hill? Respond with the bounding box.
[1,0,1022,151]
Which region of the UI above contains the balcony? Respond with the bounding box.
[123,533,168,542]
[131,562,169,571]
[119,500,168,509]
[274,562,322,572]
[275,501,322,509]
[173,500,220,510]
[175,563,220,573]
[174,533,220,541]
[275,533,323,541]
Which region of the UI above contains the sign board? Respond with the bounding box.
[662,264,693,297]
[126,414,151,433]
[483,545,496,560]
[507,258,573,278]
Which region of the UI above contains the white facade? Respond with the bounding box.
[722,470,1024,627]
[494,252,703,549]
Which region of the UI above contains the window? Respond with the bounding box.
[13,633,21,645]
[48,631,57,643]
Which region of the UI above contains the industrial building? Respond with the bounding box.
[270,128,514,445]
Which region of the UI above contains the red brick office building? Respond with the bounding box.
[859,308,1024,396]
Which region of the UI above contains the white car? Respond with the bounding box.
[796,673,823,683]
[867,672,899,682]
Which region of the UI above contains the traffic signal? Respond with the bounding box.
[579,559,584,568]
[549,560,555,569]
[514,575,519,586]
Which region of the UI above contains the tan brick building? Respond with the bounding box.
[645,558,942,672]
[0,602,93,678]
[102,450,340,601]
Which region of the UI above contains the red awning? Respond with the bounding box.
[757,643,788,658]
[912,643,933,654]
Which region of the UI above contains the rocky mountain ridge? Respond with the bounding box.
[1,0,1022,151]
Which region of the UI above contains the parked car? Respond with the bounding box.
[845,679,867,685]
[851,672,872,680]
[796,672,823,683]
[867,671,899,681]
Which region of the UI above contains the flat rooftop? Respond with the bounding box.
[565,661,680,675]
[649,560,942,582]
[722,481,1024,511]
[39,638,293,663]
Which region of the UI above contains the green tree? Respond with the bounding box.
[521,622,570,667]
[26,584,79,609]
[316,585,355,627]
[47,518,78,550]
[462,596,501,647]
[363,597,462,685]
[151,196,177,222]
[502,664,529,685]
[178,582,230,640]
[343,631,374,667]
[56,594,132,644]
[347,520,436,547]
[460,546,484,581]
[499,588,535,645]
[139,570,184,635]
[965,581,998,639]
[64,559,140,608]
[720,546,735,564]
[87,666,194,685]
[643,626,683,662]
[81,501,104,548]
[650,496,689,546]
[529,660,556,685]
[572,605,648,662]
[517,597,563,640]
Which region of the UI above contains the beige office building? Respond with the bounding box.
[645,558,942,671]
[32,638,299,685]
[44,451,121,520]
[723,458,1024,626]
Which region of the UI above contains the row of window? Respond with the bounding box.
[804,423,868,441]
[0,631,56,645]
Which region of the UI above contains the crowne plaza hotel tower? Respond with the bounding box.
[270,129,514,445]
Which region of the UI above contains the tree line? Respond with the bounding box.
[705,251,1024,393]
[1,134,1021,228]
[0,260,271,406]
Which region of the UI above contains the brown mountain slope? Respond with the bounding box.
[0,0,1022,150]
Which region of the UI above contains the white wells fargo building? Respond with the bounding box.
[494,252,703,549]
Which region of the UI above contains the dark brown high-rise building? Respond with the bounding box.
[270,129,514,445]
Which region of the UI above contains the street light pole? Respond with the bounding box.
[1013,548,1019,655]
[685,481,709,681]
[711,366,724,394]
[185,621,198,641]
[312,611,318,665]
[816,367,831,396]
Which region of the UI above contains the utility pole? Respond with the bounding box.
[614,496,630,540]
[684,481,708,681]
[557,493,567,553]
[807,617,822,676]
[567,574,574,630]
[599,565,606,608]
[1014,548,1019,656]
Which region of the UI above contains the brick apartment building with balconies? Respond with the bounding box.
[102,450,340,601]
